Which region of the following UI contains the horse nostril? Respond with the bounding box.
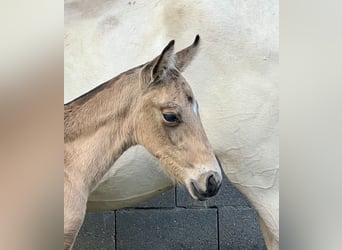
[207,174,218,195]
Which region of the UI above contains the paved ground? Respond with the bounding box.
[74,175,266,250]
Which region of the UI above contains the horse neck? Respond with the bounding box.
[64,70,140,192]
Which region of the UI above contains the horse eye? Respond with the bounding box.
[163,113,179,123]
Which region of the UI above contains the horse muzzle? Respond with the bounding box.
[190,171,222,201]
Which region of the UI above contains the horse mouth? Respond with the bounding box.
[190,181,209,201]
[190,176,221,201]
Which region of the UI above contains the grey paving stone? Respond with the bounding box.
[134,188,175,208]
[116,208,218,250]
[219,206,266,250]
[176,174,250,208]
[73,212,115,250]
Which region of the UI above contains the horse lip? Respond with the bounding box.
[190,181,208,201]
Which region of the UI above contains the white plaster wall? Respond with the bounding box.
[65,0,278,248]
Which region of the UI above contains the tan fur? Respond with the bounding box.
[64,36,222,249]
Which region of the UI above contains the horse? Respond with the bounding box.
[64,36,223,250]
[65,0,279,249]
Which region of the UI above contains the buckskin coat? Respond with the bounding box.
[65,0,279,249]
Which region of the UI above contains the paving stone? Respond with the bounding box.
[134,188,175,208]
[73,212,115,250]
[116,208,218,250]
[176,174,250,208]
[219,206,266,250]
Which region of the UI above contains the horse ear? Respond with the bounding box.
[150,40,175,82]
[175,35,200,72]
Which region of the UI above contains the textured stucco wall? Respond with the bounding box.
[65,0,278,248]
